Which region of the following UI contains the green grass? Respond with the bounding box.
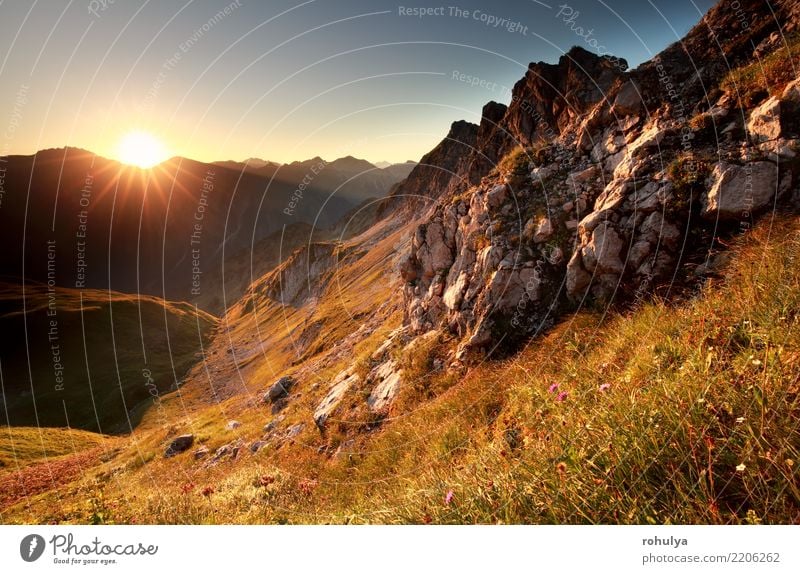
[498,146,530,174]
[0,283,216,434]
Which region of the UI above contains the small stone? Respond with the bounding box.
[285,423,305,439]
[568,166,598,185]
[263,415,285,434]
[533,218,554,244]
[271,398,288,414]
[333,439,356,460]
[250,441,268,453]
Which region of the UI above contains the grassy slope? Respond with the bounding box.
[0,427,121,516]
[4,215,799,524]
[131,215,408,432]
[0,283,217,433]
[0,426,108,468]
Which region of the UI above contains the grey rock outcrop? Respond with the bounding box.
[702,162,778,221]
[396,11,799,357]
[313,370,360,430]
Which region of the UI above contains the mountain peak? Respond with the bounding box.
[328,155,377,173]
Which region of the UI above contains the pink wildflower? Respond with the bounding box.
[599,383,611,392]
[548,383,559,393]
[556,391,568,402]
[444,490,454,505]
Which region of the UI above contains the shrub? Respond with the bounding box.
[667,153,713,214]
[497,146,531,177]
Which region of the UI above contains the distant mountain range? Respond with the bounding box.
[213,156,416,204]
[0,148,415,313]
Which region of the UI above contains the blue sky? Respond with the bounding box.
[0,0,716,164]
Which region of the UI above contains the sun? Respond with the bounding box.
[115,131,168,168]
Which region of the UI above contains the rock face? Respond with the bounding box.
[380,120,479,216]
[165,434,194,458]
[313,370,360,430]
[395,2,800,357]
[366,359,402,413]
[632,0,800,108]
[505,46,626,146]
[240,243,342,314]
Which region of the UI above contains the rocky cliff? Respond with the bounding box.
[399,0,800,359]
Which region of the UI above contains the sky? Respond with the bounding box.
[0,0,716,165]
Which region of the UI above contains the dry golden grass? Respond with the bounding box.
[4,215,799,524]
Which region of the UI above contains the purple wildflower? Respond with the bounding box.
[548,383,559,393]
[444,490,454,505]
[556,391,568,402]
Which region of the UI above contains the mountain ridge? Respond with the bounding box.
[0,147,411,314]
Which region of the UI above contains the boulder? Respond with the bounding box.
[264,376,295,403]
[582,223,625,274]
[443,271,469,310]
[612,80,642,116]
[702,162,777,221]
[747,97,781,143]
[165,434,194,458]
[566,252,592,297]
[486,184,508,209]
